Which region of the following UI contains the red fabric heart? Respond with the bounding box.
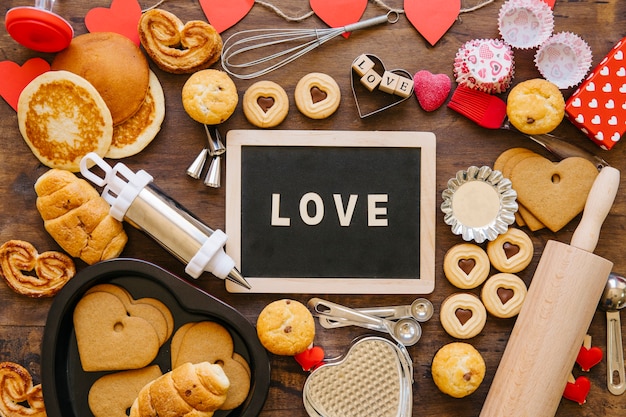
[414,70,451,112]
[404,0,460,46]
[563,376,591,405]
[310,0,367,38]
[85,0,142,45]
[294,346,325,371]
[576,345,603,371]
[0,58,50,112]
[199,0,255,33]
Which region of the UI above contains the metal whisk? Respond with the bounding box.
[221,11,400,80]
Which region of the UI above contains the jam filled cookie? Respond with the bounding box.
[440,293,487,339]
[243,80,289,128]
[294,73,341,119]
[443,243,490,289]
[481,273,527,318]
[487,227,533,273]
[431,342,486,398]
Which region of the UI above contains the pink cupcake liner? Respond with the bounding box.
[498,0,554,49]
[535,32,592,89]
[454,38,515,94]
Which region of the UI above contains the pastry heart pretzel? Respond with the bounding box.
[0,362,46,417]
[138,9,223,74]
[0,240,75,298]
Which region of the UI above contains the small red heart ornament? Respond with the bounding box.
[563,376,591,405]
[0,58,50,112]
[310,0,367,38]
[576,345,603,371]
[404,0,460,46]
[199,0,255,33]
[85,0,142,45]
[413,70,451,111]
[294,346,325,371]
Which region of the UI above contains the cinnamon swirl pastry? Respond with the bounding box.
[138,9,223,74]
[0,240,75,298]
[0,362,46,417]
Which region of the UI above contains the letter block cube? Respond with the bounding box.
[360,69,382,91]
[394,75,414,98]
[379,71,400,94]
[352,54,376,77]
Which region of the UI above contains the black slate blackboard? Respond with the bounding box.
[225,130,436,294]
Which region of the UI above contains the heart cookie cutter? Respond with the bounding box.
[303,336,413,417]
[351,54,414,118]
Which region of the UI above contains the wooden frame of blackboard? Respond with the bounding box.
[224,130,436,294]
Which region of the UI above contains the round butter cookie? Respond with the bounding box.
[106,71,165,159]
[182,69,238,125]
[431,342,486,398]
[506,78,565,135]
[294,73,341,119]
[256,299,315,356]
[18,71,113,172]
[51,32,150,126]
[243,80,289,128]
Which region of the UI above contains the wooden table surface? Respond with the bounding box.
[1,0,626,416]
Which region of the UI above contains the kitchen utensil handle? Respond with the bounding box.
[606,310,626,395]
[308,298,385,329]
[571,166,620,253]
[525,133,610,170]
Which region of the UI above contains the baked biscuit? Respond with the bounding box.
[182,69,238,125]
[431,342,486,398]
[487,227,534,273]
[443,243,490,289]
[294,73,341,119]
[243,80,289,128]
[256,299,315,355]
[506,78,565,135]
[481,273,527,318]
[440,293,487,339]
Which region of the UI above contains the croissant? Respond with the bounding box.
[129,362,230,417]
[34,169,127,265]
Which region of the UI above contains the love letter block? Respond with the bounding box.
[565,37,626,150]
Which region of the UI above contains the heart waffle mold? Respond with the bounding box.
[303,336,413,417]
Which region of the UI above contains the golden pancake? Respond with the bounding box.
[17,70,113,172]
[106,71,165,159]
[51,32,150,125]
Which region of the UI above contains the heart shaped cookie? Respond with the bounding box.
[509,156,599,232]
[73,291,161,372]
[303,337,412,417]
[351,54,414,118]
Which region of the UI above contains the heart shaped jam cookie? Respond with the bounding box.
[481,273,527,318]
[295,73,341,119]
[440,293,487,339]
[443,243,490,289]
[487,227,534,273]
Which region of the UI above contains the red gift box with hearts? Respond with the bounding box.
[565,37,626,150]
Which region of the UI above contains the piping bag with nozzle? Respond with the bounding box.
[79,152,250,290]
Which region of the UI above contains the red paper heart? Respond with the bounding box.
[576,346,603,371]
[310,0,367,38]
[563,376,591,405]
[0,58,50,112]
[294,346,325,371]
[85,0,142,45]
[413,70,451,111]
[199,0,255,33]
[404,0,460,46]
[543,0,556,9]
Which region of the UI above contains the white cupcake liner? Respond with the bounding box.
[498,0,554,49]
[453,38,515,94]
[535,32,592,89]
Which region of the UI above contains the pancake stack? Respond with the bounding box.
[17,32,165,171]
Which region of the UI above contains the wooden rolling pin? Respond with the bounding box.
[480,166,621,417]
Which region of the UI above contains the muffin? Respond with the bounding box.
[506,78,565,135]
[431,342,486,398]
[182,69,238,125]
[256,299,315,356]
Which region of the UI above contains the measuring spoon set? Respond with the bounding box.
[308,298,433,347]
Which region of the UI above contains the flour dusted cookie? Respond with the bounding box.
[440,293,487,339]
[487,227,533,273]
[182,69,238,124]
[443,243,490,289]
[257,299,315,355]
[294,72,341,119]
[88,365,163,417]
[243,80,289,128]
[481,273,527,318]
[431,342,486,398]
